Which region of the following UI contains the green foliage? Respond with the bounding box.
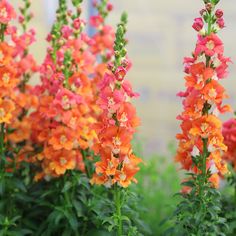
[0,166,33,235]
[220,166,236,235]
[220,188,236,236]
[167,175,228,236]
[0,167,147,235]
[96,0,109,19]
[131,141,181,236]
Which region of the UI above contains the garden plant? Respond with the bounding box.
[0,0,236,235]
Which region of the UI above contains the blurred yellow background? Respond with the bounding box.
[11,0,236,156]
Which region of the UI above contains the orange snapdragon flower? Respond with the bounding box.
[48,126,76,151]
[0,98,15,124]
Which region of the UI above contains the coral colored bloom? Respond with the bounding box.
[222,118,236,169]
[90,15,104,27]
[0,0,16,24]
[195,34,224,57]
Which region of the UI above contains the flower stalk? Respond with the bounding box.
[173,0,231,234]
[114,185,123,236]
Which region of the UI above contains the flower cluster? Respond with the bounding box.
[91,13,142,188]
[176,1,230,187]
[0,0,141,190]
[90,0,115,58]
[222,118,236,169]
[30,1,95,179]
[0,0,38,174]
[30,0,117,180]
[0,2,17,128]
[6,0,38,160]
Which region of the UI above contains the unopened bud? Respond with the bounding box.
[215,9,223,18]
[206,3,212,12]
[199,9,206,16]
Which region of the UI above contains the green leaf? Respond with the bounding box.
[62,181,72,193]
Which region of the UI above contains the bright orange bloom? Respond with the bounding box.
[0,98,15,124]
[0,66,18,90]
[185,62,214,90]
[115,154,142,188]
[0,42,14,66]
[7,118,31,143]
[48,126,76,151]
[43,147,76,176]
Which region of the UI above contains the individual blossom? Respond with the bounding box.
[0,0,16,25]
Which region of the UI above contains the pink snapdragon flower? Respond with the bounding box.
[215,9,223,18]
[192,17,204,32]
[90,15,104,27]
[0,0,16,24]
[195,33,224,57]
[217,18,225,29]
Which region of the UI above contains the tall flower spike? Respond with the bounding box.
[91,12,141,188]
[176,0,230,188]
[172,0,230,235]
[6,0,38,164]
[31,0,101,180]
[171,0,231,234]
[0,0,18,170]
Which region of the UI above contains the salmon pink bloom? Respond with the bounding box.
[222,118,236,169]
[121,80,139,98]
[73,18,85,30]
[115,66,127,81]
[97,86,125,113]
[53,88,83,110]
[0,0,16,24]
[61,25,73,39]
[195,33,224,57]
[90,15,104,27]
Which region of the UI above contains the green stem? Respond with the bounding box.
[114,185,122,236]
[200,138,208,196]
[207,15,212,35]
[0,24,6,42]
[199,3,213,197]
[234,184,236,205]
[81,149,91,178]
[0,123,5,169]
